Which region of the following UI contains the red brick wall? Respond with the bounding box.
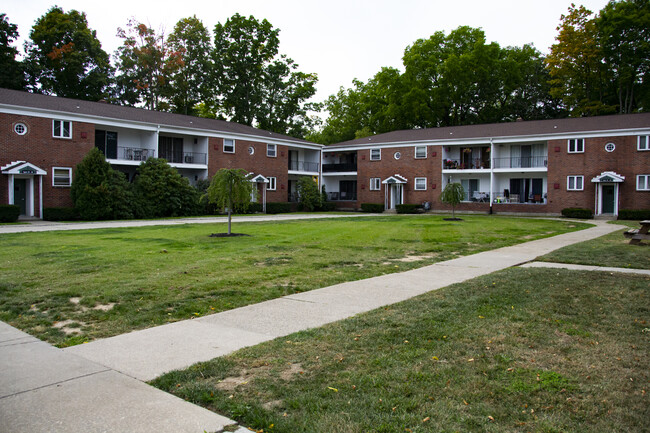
[0,113,94,212]
[547,135,650,213]
[208,137,290,203]
[356,145,442,207]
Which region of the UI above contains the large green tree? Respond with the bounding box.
[24,6,112,100]
[0,14,25,90]
[596,0,650,113]
[212,13,317,137]
[114,19,183,110]
[546,4,615,116]
[167,16,214,116]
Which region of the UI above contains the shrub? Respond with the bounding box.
[71,148,133,220]
[618,209,650,220]
[247,202,264,213]
[396,204,422,214]
[296,176,321,211]
[318,202,337,212]
[361,203,385,213]
[0,204,20,222]
[43,207,79,221]
[266,202,291,214]
[132,158,200,218]
[561,207,593,219]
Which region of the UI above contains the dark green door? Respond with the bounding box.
[602,185,615,214]
[14,179,26,215]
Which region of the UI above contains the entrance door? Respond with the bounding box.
[602,185,615,214]
[390,184,403,209]
[14,179,27,215]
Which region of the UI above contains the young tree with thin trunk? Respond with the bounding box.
[440,182,465,220]
[205,168,254,235]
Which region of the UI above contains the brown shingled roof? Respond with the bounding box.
[328,112,650,147]
[0,88,315,145]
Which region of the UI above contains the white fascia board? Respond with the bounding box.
[0,103,322,149]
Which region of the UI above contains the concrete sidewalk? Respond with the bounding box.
[1,212,373,234]
[0,322,236,433]
[65,220,622,382]
[0,219,625,433]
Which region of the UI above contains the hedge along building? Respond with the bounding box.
[322,113,650,217]
[0,88,322,218]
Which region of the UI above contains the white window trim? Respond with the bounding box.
[268,177,277,191]
[638,135,649,151]
[369,177,381,191]
[415,146,427,159]
[52,167,72,187]
[267,143,277,157]
[14,123,27,135]
[637,175,650,191]
[414,177,427,191]
[568,138,584,153]
[370,149,381,161]
[567,175,584,191]
[52,120,72,139]
[223,138,235,154]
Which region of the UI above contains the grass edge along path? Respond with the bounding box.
[152,266,649,433]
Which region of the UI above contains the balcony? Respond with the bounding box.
[288,160,320,172]
[327,192,357,201]
[323,163,357,172]
[493,156,547,169]
[159,151,207,165]
[444,159,490,170]
[117,146,155,161]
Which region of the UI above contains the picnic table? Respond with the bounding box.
[623,220,650,245]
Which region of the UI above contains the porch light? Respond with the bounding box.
[281,184,285,189]
[432,184,436,189]
[554,147,560,152]
[554,183,560,189]
[361,184,365,189]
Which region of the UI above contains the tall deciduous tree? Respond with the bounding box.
[545,4,615,116]
[114,19,183,110]
[24,6,112,100]
[205,168,254,235]
[167,16,214,116]
[213,13,317,137]
[596,0,650,113]
[0,13,25,90]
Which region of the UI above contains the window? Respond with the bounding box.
[567,175,584,191]
[53,120,72,139]
[14,123,27,135]
[248,146,255,155]
[639,136,649,151]
[394,151,401,160]
[223,138,235,153]
[415,177,427,190]
[52,167,72,187]
[568,138,584,153]
[268,177,277,191]
[638,175,650,191]
[605,142,615,152]
[415,146,427,159]
[370,149,381,161]
[370,177,381,191]
[267,143,277,157]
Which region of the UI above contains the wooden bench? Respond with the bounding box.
[623,220,650,245]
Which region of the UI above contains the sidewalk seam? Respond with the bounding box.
[0,368,112,400]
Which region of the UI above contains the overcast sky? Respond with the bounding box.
[4,0,611,103]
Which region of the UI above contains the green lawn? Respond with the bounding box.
[153,265,649,432]
[0,215,585,347]
[538,221,650,269]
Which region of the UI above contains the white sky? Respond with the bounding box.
[4,0,611,104]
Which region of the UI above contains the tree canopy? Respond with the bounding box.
[0,14,25,90]
[24,6,112,100]
[205,168,254,234]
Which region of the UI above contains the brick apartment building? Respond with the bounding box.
[1,88,649,218]
[0,89,321,218]
[322,115,650,216]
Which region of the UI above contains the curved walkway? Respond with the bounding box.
[0,219,625,433]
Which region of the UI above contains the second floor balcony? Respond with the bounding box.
[493,155,547,169]
[289,160,320,172]
[323,163,357,172]
[159,150,207,165]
